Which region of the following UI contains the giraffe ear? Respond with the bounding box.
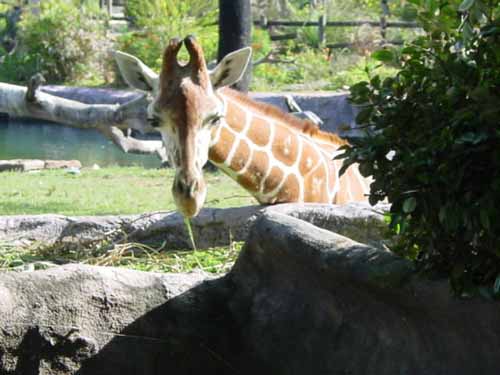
[113,50,159,92]
[209,47,252,90]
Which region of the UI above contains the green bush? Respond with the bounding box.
[117,0,218,72]
[341,0,500,294]
[0,0,108,84]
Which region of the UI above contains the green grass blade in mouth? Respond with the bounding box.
[183,217,197,251]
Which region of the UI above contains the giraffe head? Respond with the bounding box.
[115,36,252,217]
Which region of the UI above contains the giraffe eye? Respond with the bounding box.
[206,114,223,126]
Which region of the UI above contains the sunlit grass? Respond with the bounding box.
[0,166,252,274]
[0,166,257,216]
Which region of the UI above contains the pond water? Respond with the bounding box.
[0,119,161,168]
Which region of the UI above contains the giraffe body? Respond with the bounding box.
[114,36,369,217]
[209,88,368,205]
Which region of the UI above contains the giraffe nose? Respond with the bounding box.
[174,173,199,199]
[172,170,207,218]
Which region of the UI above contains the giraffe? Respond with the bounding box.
[114,36,369,218]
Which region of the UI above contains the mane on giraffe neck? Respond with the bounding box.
[221,88,348,146]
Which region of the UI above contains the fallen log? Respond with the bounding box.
[0,159,81,172]
[0,80,167,162]
[0,212,499,374]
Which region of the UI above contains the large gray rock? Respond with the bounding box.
[252,91,360,137]
[0,203,389,250]
[0,265,209,374]
[0,212,499,374]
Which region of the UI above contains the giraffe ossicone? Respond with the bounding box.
[114,36,370,218]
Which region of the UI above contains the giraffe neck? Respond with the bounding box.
[207,89,347,204]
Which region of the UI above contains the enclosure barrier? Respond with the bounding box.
[254,16,419,49]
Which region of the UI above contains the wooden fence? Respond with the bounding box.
[99,0,128,20]
[254,16,419,49]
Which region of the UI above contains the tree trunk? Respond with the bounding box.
[218,0,252,92]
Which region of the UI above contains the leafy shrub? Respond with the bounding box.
[341,0,500,294]
[252,28,273,61]
[117,0,218,72]
[0,0,108,84]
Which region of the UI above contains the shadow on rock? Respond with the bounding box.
[76,276,245,375]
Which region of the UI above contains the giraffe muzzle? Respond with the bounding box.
[172,171,207,218]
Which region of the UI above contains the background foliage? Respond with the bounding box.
[117,0,219,72]
[0,0,417,90]
[0,0,109,84]
[341,0,500,294]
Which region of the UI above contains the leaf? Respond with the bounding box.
[403,197,417,213]
[455,132,488,145]
[458,0,475,12]
[478,286,494,301]
[338,160,355,176]
[358,163,373,177]
[368,194,379,206]
[481,24,500,37]
[480,209,491,231]
[462,22,474,43]
[371,49,396,63]
[494,275,500,296]
[355,107,373,124]
[370,75,381,88]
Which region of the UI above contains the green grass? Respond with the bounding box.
[0,166,257,216]
[0,166,253,274]
[0,240,244,274]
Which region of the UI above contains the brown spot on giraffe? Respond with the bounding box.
[209,127,235,164]
[225,102,247,133]
[263,166,284,195]
[303,163,329,202]
[237,172,260,192]
[276,173,301,202]
[233,150,270,195]
[299,141,321,175]
[271,124,299,167]
[241,149,269,180]
[246,117,271,147]
[230,139,251,172]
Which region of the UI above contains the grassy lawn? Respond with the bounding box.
[0,166,255,274]
[0,166,257,216]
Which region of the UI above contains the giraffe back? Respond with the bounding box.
[211,88,370,205]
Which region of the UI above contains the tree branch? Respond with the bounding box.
[0,81,153,131]
[99,126,166,160]
[0,80,167,163]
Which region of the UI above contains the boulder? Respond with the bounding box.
[0,203,389,250]
[0,212,499,374]
[0,265,209,374]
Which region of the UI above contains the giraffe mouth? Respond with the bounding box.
[172,171,207,218]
